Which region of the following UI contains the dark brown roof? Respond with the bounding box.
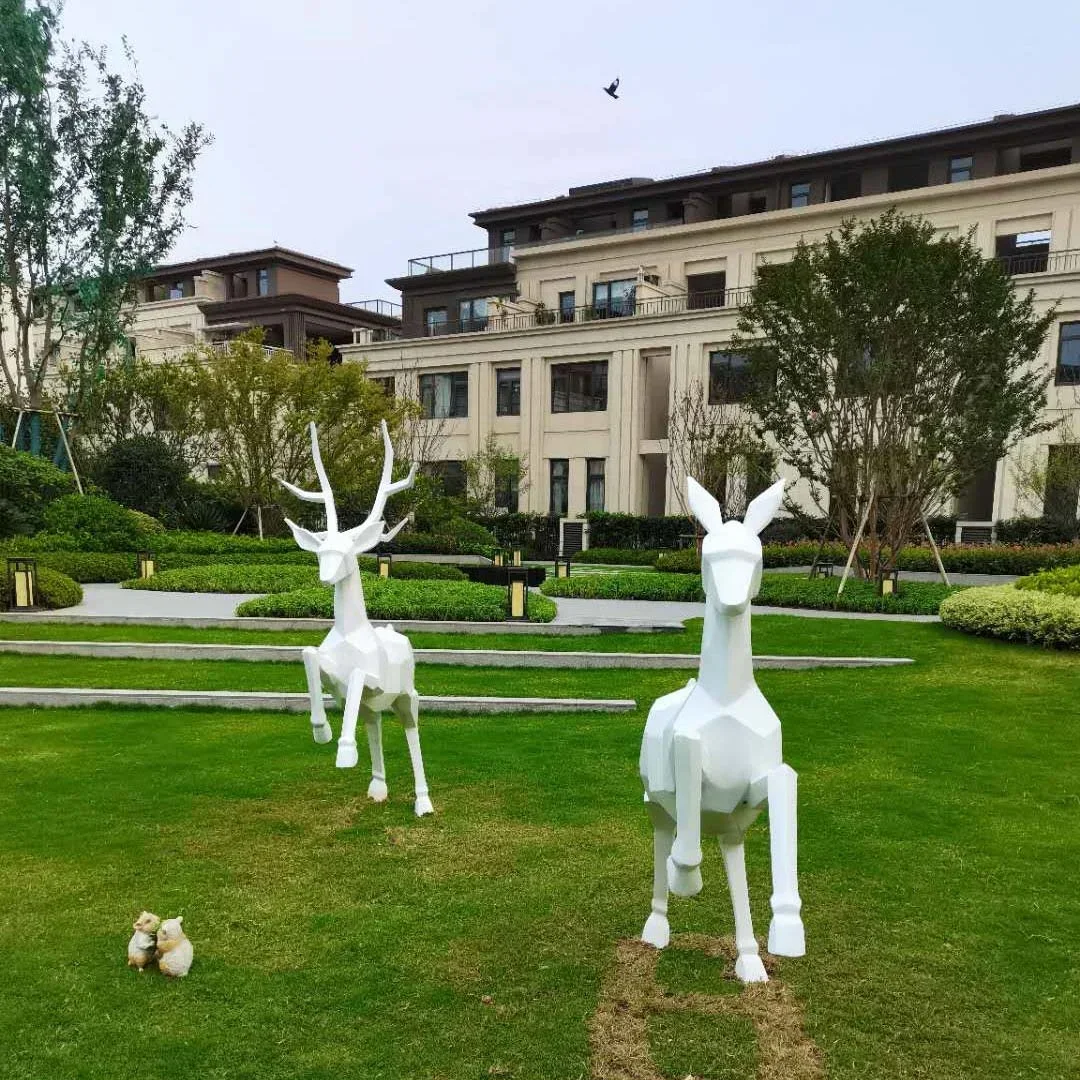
[149,246,353,281]
[199,292,398,328]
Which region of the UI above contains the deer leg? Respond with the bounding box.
[766,763,805,957]
[335,670,366,769]
[364,708,387,802]
[302,647,332,744]
[720,839,768,983]
[667,728,703,897]
[393,690,433,817]
[641,799,674,949]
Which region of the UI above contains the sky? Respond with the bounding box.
[60,0,1080,303]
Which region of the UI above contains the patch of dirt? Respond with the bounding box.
[589,935,823,1080]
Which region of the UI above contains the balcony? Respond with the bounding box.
[406,245,513,275]
[996,247,1080,276]
[348,298,402,319]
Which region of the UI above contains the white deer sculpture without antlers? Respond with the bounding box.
[277,421,433,816]
[639,476,805,982]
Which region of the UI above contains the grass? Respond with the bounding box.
[0,628,1078,1078]
[0,614,938,657]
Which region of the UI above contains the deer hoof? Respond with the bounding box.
[735,953,769,983]
[312,721,332,744]
[666,856,702,898]
[367,778,388,801]
[335,743,358,768]
[641,912,670,949]
[414,794,434,817]
[768,914,806,957]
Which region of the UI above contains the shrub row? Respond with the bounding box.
[1014,564,1080,598]
[236,578,558,623]
[575,547,660,566]
[940,584,1080,649]
[0,565,82,610]
[541,570,959,615]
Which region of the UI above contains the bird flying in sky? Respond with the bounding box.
[604,77,620,99]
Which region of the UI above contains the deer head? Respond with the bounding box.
[278,421,417,584]
[687,475,786,614]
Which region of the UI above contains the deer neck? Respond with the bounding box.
[334,564,369,636]
[698,591,755,705]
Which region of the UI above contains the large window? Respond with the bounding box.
[419,371,469,418]
[496,368,521,416]
[1044,445,1080,525]
[708,351,751,404]
[549,459,569,517]
[586,459,606,513]
[789,182,811,208]
[687,272,726,310]
[371,375,395,397]
[828,172,861,201]
[459,298,488,333]
[551,361,608,413]
[748,193,768,214]
[256,268,270,296]
[558,291,576,323]
[1057,322,1080,385]
[949,155,973,183]
[631,208,649,232]
[996,230,1051,275]
[425,307,448,336]
[591,279,635,317]
[495,472,519,513]
[428,460,466,497]
[150,278,193,301]
[888,160,929,192]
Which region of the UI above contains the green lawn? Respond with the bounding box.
[0,628,1078,1078]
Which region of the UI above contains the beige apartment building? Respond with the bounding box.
[342,104,1080,533]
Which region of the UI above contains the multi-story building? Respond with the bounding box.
[343,104,1080,532]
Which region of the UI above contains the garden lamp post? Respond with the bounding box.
[507,567,530,621]
[6,558,39,611]
[137,552,156,579]
[555,555,571,579]
[377,550,392,579]
[876,566,900,596]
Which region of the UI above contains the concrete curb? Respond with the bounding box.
[0,687,636,714]
[0,639,915,670]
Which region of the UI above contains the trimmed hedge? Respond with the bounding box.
[236,578,558,623]
[940,584,1080,648]
[542,570,960,615]
[575,547,660,566]
[0,565,82,610]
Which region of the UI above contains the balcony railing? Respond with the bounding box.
[407,245,513,275]
[348,298,402,319]
[996,247,1080,276]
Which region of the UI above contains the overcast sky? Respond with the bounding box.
[62,0,1080,303]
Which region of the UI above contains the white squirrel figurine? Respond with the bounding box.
[155,916,194,978]
[127,911,161,971]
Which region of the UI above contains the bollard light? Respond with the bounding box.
[511,548,522,567]
[493,550,504,567]
[877,567,900,596]
[555,555,571,580]
[377,551,392,579]
[507,567,530,621]
[7,558,38,611]
[137,551,156,579]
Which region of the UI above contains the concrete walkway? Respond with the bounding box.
[66,584,260,619]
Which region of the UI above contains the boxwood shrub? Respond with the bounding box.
[0,565,82,610]
[542,570,959,614]
[123,564,320,594]
[940,584,1080,648]
[575,547,660,566]
[236,578,557,623]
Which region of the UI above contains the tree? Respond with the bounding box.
[0,0,208,422]
[183,332,408,536]
[666,377,770,523]
[731,210,1054,574]
[463,433,528,514]
[92,433,189,519]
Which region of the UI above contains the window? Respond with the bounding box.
[748,193,768,214]
[1057,322,1080,385]
[458,298,488,332]
[500,228,516,246]
[828,172,861,201]
[996,230,1051,274]
[558,291,576,323]
[230,273,248,299]
[371,375,395,397]
[591,279,635,317]
[956,464,997,520]
[1044,445,1080,525]
[687,272,726,310]
[586,459,606,513]
[206,462,221,482]
[666,201,684,223]
[494,472,519,513]
[581,213,617,234]
[551,361,608,413]
[419,371,469,418]
[1019,144,1072,172]
[708,351,751,404]
[256,268,270,296]
[528,224,542,242]
[888,160,929,192]
[425,307,448,336]
[716,194,732,219]
[631,208,649,232]
[151,279,193,301]
[789,182,811,208]
[550,459,569,517]
[429,460,466,497]
[496,229,515,262]
[496,368,521,416]
[949,155,973,183]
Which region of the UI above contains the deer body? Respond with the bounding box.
[639,477,804,981]
[280,421,433,816]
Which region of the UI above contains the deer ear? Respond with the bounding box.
[742,478,786,535]
[283,517,324,553]
[687,476,724,534]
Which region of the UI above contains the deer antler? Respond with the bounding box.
[276,423,339,533]
[352,419,417,538]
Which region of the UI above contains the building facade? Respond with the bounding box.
[342,104,1080,528]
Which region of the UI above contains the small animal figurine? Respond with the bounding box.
[127,911,161,971]
[155,916,193,978]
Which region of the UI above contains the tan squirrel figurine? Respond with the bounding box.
[127,911,161,971]
[155,916,194,978]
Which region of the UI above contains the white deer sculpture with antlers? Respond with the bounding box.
[277,421,433,816]
[639,476,804,981]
